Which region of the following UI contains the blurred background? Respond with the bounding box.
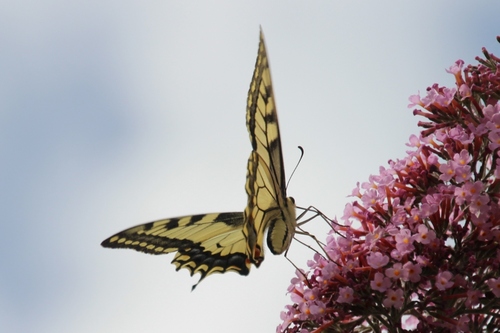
[1,1,499,332]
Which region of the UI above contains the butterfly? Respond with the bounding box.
[101,29,296,289]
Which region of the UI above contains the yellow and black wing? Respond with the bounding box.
[101,212,250,289]
[243,30,296,266]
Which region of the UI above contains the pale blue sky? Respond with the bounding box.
[1,1,499,332]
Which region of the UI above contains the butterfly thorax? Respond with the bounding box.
[266,197,296,255]
[243,194,296,266]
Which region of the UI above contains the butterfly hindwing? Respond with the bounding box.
[243,30,296,265]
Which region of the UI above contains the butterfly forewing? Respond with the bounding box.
[243,30,296,265]
[101,212,251,287]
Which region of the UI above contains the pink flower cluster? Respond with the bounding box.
[278,38,500,333]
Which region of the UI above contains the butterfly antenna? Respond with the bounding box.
[286,146,304,189]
